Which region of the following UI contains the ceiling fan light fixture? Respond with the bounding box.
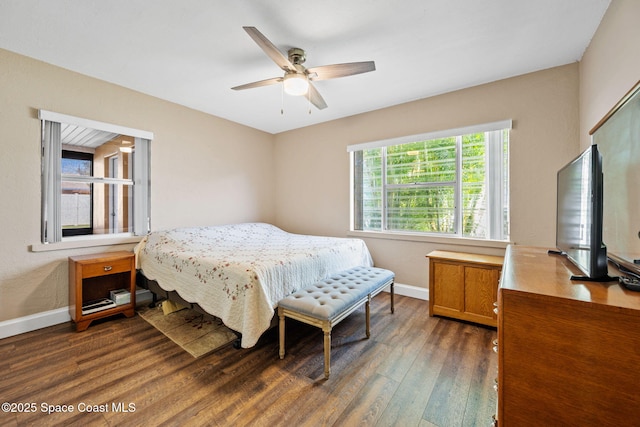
[283,73,309,96]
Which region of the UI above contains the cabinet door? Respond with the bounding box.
[432,262,464,315]
[464,266,499,324]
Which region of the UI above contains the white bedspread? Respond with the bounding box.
[134,223,373,347]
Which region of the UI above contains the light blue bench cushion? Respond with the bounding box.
[278,266,394,321]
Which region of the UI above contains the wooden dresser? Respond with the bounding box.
[497,245,640,426]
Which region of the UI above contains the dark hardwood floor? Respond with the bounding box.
[0,295,497,427]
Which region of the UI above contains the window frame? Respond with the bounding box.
[348,120,511,242]
[37,110,152,249]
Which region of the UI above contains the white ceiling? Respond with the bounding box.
[0,0,610,134]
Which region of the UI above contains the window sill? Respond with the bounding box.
[30,234,144,252]
[347,230,510,250]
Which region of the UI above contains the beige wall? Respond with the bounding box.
[2,0,638,325]
[579,0,640,147]
[274,64,581,288]
[0,48,275,323]
[273,0,640,290]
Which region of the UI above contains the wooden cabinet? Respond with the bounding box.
[69,251,136,331]
[497,245,640,426]
[427,250,503,327]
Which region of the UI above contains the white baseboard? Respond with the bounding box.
[0,307,71,339]
[0,283,429,340]
[384,282,429,301]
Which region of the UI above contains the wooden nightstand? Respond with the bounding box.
[69,251,136,331]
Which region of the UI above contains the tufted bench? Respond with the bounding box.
[278,266,395,379]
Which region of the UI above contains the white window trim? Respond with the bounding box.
[346,120,512,152]
[38,110,153,140]
[30,234,144,252]
[33,110,152,252]
[349,120,512,242]
[347,229,510,250]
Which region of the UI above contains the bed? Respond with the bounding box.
[134,223,373,348]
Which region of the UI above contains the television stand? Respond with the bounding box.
[497,245,640,425]
[546,249,617,281]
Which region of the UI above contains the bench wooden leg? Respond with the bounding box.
[391,281,395,313]
[365,295,371,339]
[278,308,285,359]
[323,323,331,379]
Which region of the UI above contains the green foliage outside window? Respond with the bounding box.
[355,129,508,240]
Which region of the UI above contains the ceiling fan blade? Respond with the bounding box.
[231,77,283,91]
[243,26,296,73]
[307,82,328,110]
[307,61,376,81]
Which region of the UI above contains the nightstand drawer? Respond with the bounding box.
[81,257,132,279]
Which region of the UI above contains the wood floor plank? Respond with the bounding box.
[0,295,497,427]
[374,299,438,382]
[423,325,475,425]
[6,327,173,406]
[462,331,498,427]
[375,318,461,426]
[423,324,496,427]
[333,373,399,426]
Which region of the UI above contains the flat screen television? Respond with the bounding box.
[555,144,610,281]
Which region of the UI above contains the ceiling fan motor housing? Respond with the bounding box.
[288,48,306,65]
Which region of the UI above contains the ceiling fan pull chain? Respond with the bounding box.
[281,82,285,115]
[307,76,311,115]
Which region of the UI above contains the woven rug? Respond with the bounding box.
[138,305,237,358]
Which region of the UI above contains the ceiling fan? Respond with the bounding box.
[232,26,376,110]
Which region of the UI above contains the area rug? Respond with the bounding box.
[138,305,238,358]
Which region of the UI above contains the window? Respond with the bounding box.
[61,150,93,236]
[40,110,152,244]
[349,121,510,241]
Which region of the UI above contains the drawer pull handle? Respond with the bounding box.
[104,265,113,272]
